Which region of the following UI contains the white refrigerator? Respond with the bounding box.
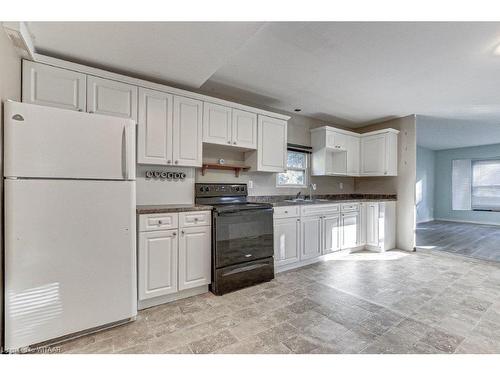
[4,101,137,351]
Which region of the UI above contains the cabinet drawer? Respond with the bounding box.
[139,213,178,232]
[341,202,360,212]
[300,204,339,217]
[273,206,300,218]
[179,211,211,228]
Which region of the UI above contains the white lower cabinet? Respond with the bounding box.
[138,230,178,300]
[178,226,211,290]
[273,201,396,272]
[301,215,322,260]
[138,211,211,309]
[322,214,341,254]
[340,211,360,249]
[274,217,301,267]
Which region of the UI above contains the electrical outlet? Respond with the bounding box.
[339,182,344,190]
[248,180,254,189]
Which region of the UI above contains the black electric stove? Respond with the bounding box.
[195,183,275,295]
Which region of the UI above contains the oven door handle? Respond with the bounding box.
[221,262,269,276]
[215,207,274,216]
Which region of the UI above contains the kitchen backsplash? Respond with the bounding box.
[136,165,195,205]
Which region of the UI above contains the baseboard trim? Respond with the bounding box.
[138,285,208,310]
[416,218,434,224]
[434,218,500,227]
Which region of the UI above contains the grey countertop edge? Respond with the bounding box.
[136,204,213,214]
[269,198,397,207]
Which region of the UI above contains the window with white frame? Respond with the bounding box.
[472,159,500,211]
[277,150,309,187]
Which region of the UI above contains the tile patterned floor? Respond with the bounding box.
[52,250,500,354]
[417,220,500,262]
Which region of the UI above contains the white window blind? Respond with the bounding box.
[452,159,472,211]
[472,159,500,211]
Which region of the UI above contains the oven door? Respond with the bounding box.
[214,208,274,268]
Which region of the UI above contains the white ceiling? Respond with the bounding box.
[26,21,500,127]
[417,115,500,150]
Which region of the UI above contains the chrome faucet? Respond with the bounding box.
[296,191,303,200]
[308,183,317,200]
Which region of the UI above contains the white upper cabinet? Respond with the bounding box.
[87,76,138,121]
[178,226,211,291]
[173,96,203,167]
[22,60,86,112]
[274,217,300,267]
[246,115,287,172]
[203,105,257,149]
[326,131,348,151]
[346,135,360,176]
[360,130,398,176]
[232,109,257,149]
[203,102,232,146]
[137,88,173,165]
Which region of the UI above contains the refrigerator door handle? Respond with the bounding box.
[124,124,133,180]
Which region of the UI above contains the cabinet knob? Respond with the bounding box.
[284,210,288,214]
[89,111,94,114]
[227,141,231,144]
[173,232,177,236]
[78,109,83,112]
[158,220,163,224]
[167,160,171,164]
[181,230,185,235]
[384,171,387,175]
[233,142,237,145]
[175,160,178,164]
[194,218,199,221]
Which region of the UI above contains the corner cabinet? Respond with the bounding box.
[360,131,398,176]
[311,126,398,177]
[138,210,211,309]
[245,115,287,172]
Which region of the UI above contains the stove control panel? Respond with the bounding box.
[195,183,247,197]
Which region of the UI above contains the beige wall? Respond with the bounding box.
[356,115,417,251]
[196,113,356,196]
[0,29,22,348]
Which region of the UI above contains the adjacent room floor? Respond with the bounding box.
[416,220,500,262]
[49,250,500,354]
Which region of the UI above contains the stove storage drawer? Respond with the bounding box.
[139,213,178,232]
[179,210,211,228]
[213,257,274,295]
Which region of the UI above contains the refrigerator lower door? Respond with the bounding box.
[4,179,137,351]
[4,101,135,180]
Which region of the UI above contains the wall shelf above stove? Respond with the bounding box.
[201,162,250,177]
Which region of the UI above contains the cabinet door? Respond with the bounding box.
[360,134,387,175]
[366,203,380,247]
[87,76,138,121]
[346,135,360,176]
[232,109,257,149]
[340,212,360,249]
[322,214,341,254]
[178,226,211,290]
[22,60,86,111]
[137,88,173,165]
[203,102,232,146]
[274,217,300,266]
[138,230,178,300]
[301,215,322,260]
[359,203,367,246]
[257,115,287,172]
[172,96,203,167]
[326,131,348,150]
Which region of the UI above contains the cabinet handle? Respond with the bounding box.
[167,160,171,164]
[227,141,231,144]
[175,160,178,164]
[173,232,177,236]
[89,111,94,114]
[158,220,163,225]
[297,219,300,222]
[78,109,83,112]
[194,218,199,221]
[181,230,185,235]
[284,211,288,214]
[233,141,237,145]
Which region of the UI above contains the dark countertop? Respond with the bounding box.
[248,194,397,207]
[136,204,213,214]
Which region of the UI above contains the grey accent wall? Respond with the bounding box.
[416,146,435,223]
[0,30,22,349]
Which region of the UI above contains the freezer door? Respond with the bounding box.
[4,101,135,180]
[4,179,137,350]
